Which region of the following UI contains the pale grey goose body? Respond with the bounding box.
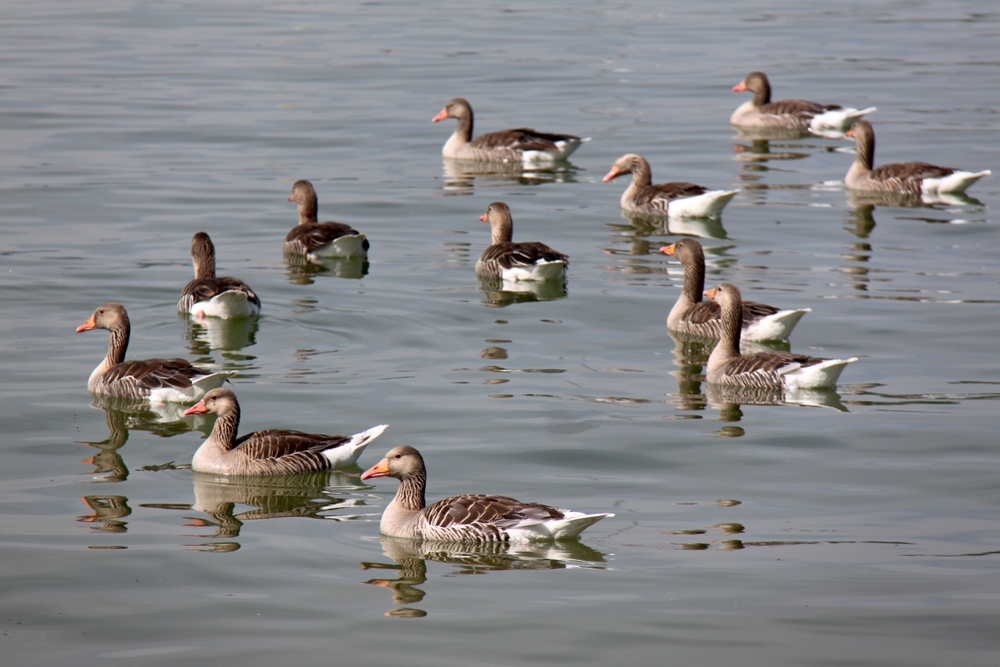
[183,388,387,475]
[731,71,875,136]
[704,283,855,389]
[433,98,588,165]
[476,202,568,282]
[178,232,261,319]
[361,446,611,542]
[845,121,990,195]
[603,154,738,218]
[660,239,808,341]
[285,180,369,258]
[76,303,235,404]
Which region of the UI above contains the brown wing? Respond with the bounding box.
[683,299,780,325]
[180,277,260,306]
[102,358,210,390]
[723,351,823,376]
[760,98,840,118]
[422,494,565,528]
[633,182,708,206]
[233,429,349,460]
[481,242,568,270]
[470,128,580,152]
[285,222,370,254]
[870,161,955,182]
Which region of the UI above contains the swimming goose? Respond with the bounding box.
[183,388,387,475]
[285,180,370,258]
[476,202,568,282]
[704,283,856,389]
[660,239,809,341]
[433,97,588,166]
[603,154,739,218]
[731,71,876,135]
[76,303,236,403]
[361,445,611,542]
[178,232,261,319]
[845,121,990,195]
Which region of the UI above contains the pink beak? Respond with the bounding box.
[183,399,208,416]
[602,166,621,183]
[732,81,747,92]
[432,108,449,123]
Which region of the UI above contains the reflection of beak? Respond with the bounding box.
[76,314,97,333]
[361,458,390,481]
[703,288,717,300]
[660,243,677,256]
[432,108,449,123]
[732,81,747,92]
[479,213,488,222]
[602,166,620,182]
[183,399,208,416]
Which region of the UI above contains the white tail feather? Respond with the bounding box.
[668,190,739,218]
[743,308,811,341]
[322,424,388,468]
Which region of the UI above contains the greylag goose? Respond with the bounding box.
[183,388,387,475]
[178,232,261,319]
[704,283,856,389]
[731,71,875,135]
[285,180,369,258]
[845,121,990,195]
[76,303,236,403]
[433,97,588,166]
[361,445,611,542]
[603,154,739,218]
[660,239,809,341]
[476,202,568,282]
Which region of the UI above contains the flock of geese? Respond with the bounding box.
[74,72,991,544]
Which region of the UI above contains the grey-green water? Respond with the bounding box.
[3,2,999,665]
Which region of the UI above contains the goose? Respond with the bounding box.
[603,154,739,218]
[476,202,568,282]
[183,388,387,475]
[704,283,856,389]
[845,121,990,195]
[361,445,611,542]
[731,71,876,135]
[285,180,370,258]
[433,97,588,166]
[178,232,261,319]
[660,239,809,340]
[76,303,236,403]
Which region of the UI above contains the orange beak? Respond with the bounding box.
[660,243,677,256]
[602,166,621,182]
[479,213,489,222]
[287,193,295,202]
[76,314,97,333]
[360,458,390,481]
[704,288,717,300]
[183,399,208,416]
[845,128,855,138]
[732,81,747,92]
[432,107,449,123]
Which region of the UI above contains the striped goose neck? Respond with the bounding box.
[682,252,706,304]
[298,197,318,225]
[211,404,241,451]
[193,249,216,280]
[856,126,875,172]
[753,79,770,107]
[107,322,130,367]
[395,470,427,512]
[718,295,743,358]
[628,157,653,189]
[490,215,514,245]
[454,108,473,144]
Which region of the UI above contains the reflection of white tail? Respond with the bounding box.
[744,308,811,341]
[668,189,739,218]
[508,512,614,541]
[780,357,857,390]
[322,424,388,468]
[810,106,877,133]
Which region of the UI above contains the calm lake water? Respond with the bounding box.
[2,1,999,665]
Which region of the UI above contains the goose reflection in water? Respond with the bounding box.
[361,536,607,618]
[183,313,259,354]
[617,210,729,240]
[478,276,567,308]
[732,138,811,164]
[77,495,132,533]
[844,191,986,240]
[163,471,361,551]
[440,158,579,194]
[284,252,369,285]
[80,401,208,483]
